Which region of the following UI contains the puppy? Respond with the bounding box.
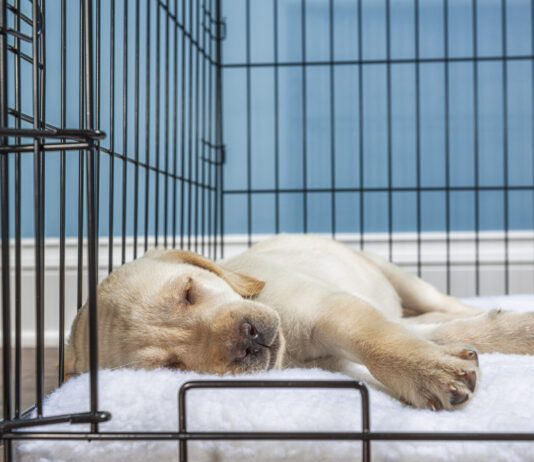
[66,234,534,410]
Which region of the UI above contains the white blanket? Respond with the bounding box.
[16,295,534,462]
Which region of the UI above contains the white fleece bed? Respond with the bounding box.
[16,295,534,462]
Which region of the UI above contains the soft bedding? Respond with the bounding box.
[16,295,534,462]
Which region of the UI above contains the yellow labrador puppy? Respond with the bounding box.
[66,234,534,410]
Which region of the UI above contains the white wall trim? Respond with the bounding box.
[5,230,534,268]
[223,231,534,266]
[2,231,534,346]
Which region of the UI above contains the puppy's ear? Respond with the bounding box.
[154,250,265,298]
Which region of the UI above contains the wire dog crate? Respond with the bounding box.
[1,0,534,461]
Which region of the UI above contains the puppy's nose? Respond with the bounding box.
[232,322,263,361]
[241,321,259,340]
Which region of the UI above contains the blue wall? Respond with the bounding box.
[4,0,534,238]
[7,0,189,238]
[222,0,534,235]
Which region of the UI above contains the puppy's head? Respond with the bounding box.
[65,250,285,377]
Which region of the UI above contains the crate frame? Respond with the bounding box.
[2,0,534,461]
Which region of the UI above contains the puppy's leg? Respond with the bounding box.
[404,311,476,324]
[361,252,479,316]
[406,309,534,355]
[367,251,534,354]
[314,293,479,410]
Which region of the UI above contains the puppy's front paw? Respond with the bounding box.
[369,343,479,410]
[405,345,479,411]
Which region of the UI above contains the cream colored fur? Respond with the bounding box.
[67,234,534,410]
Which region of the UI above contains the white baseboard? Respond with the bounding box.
[2,231,534,346]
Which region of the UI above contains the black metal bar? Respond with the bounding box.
[95,0,100,270]
[180,0,186,250]
[187,0,193,249]
[444,0,451,294]
[210,0,216,258]
[83,0,101,433]
[273,0,280,234]
[532,0,534,293]
[0,0,13,452]
[108,0,116,273]
[77,0,86,313]
[502,0,510,294]
[224,185,534,194]
[301,0,308,234]
[223,54,534,69]
[473,0,480,295]
[415,0,422,278]
[32,0,45,417]
[200,0,207,255]
[121,0,128,265]
[328,0,336,239]
[212,2,218,255]
[38,0,47,424]
[193,0,200,253]
[245,0,251,247]
[3,430,534,442]
[144,0,151,254]
[386,0,393,263]
[178,380,371,462]
[13,0,22,417]
[133,0,140,259]
[215,0,224,258]
[164,0,171,249]
[6,109,103,132]
[361,384,370,461]
[58,0,67,386]
[156,0,162,248]
[1,411,111,432]
[0,127,106,139]
[172,0,178,249]
[0,141,92,153]
[204,3,211,257]
[357,0,364,250]
[40,0,46,134]
[39,0,47,418]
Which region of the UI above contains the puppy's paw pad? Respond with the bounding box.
[410,348,479,410]
[447,383,470,405]
[458,348,478,362]
[444,344,480,366]
[455,369,477,392]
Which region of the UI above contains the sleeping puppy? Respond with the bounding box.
[66,234,534,410]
